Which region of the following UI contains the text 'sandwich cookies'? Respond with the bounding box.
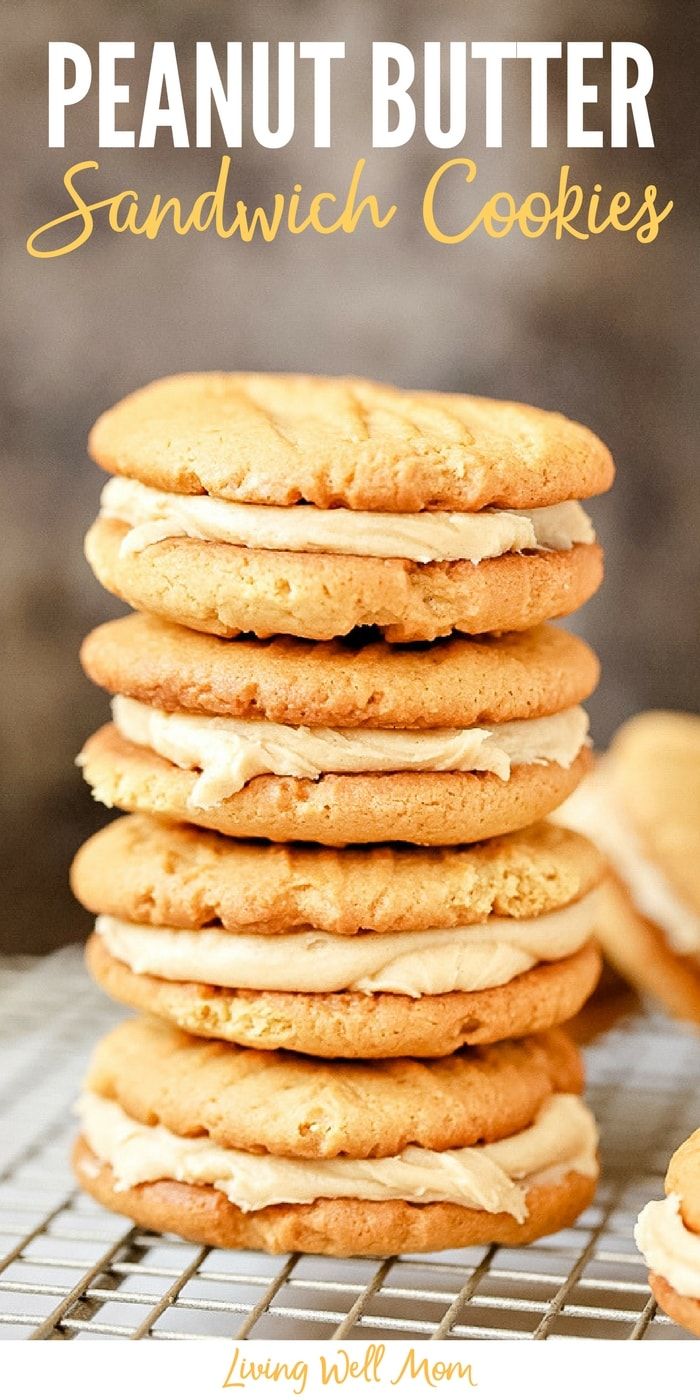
[635,1129,700,1337]
[77,614,597,847]
[72,814,603,1057]
[85,374,613,643]
[556,711,700,1027]
[73,1017,599,1257]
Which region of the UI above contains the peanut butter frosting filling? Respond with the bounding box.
[94,888,598,997]
[100,696,590,809]
[78,1090,598,1221]
[99,476,595,565]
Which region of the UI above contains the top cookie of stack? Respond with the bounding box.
[85,374,613,643]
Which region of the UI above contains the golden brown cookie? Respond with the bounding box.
[73,1141,596,1257]
[80,614,599,729]
[85,934,601,1057]
[71,814,604,935]
[83,1017,584,1157]
[591,875,700,1029]
[73,1014,598,1256]
[85,517,603,643]
[648,1274,700,1339]
[78,725,592,847]
[88,373,615,512]
[636,1131,700,1338]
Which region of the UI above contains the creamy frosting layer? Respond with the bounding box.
[635,1195,700,1299]
[108,696,590,809]
[556,769,700,957]
[78,1091,598,1220]
[94,889,598,997]
[100,476,595,565]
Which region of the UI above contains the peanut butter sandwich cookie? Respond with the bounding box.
[77,614,597,847]
[636,1129,700,1337]
[85,374,613,642]
[73,1017,599,1256]
[557,711,700,1028]
[72,813,602,1057]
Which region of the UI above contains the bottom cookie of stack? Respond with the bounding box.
[635,1129,700,1337]
[73,1018,599,1257]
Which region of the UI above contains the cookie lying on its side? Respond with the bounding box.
[556,711,700,1027]
[73,1017,599,1257]
[85,373,613,643]
[635,1129,700,1337]
[72,813,602,1058]
[77,613,597,847]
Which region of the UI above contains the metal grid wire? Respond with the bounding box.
[0,947,698,1342]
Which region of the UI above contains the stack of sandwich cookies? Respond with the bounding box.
[73,1018,599,1258]
[556,711,700,1027]
[72,814,603,1058]
[635,1129,700,1337]
[72,372,613,1256]
[85,374,613,642]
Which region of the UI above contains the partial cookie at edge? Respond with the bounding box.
[648,1273,700,1339]
[665,1129,700,1234]
[593,875,700,1029]
[608,711,700,918]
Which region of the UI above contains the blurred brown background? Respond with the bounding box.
[1,0,698,953]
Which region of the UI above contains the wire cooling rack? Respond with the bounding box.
[0,947,698,1342]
